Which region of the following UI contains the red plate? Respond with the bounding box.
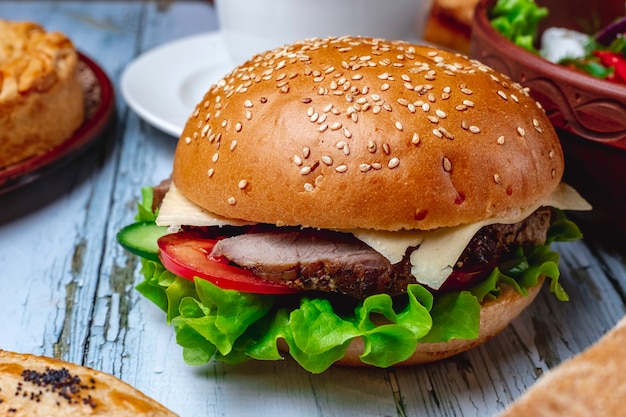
[0,52,116,194]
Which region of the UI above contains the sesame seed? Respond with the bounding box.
[381,83,390,91]
[212,153,219,163]
[300,166,312,175]
[440,127,454,140]
[343,128,352,138]
[422,103,430,112]
[551,169,556,178]
[435,109,447,118]
[497,90,508,100]
[497,135,505,145]
[184,136,191,144]
[462,100,475,107]
[318,124,329,132]
[228,197,236,205]
[244,99,253,108]
[395,121,404,131]
[443,157,452,172]
[428,115,439,124]
[322,155,333,165]
[304,183,314,192]
[335,164,348,173]
[461,88,473,95]
[331,122,343,131]
[360,163,371,172]
[238,179,248,189]
[382,143,391,155]
[493,173,501,184]
[398,98,410,106]
[388,157,400,169]
[469,125,481,134]
[235,122,242,132]
[433,128,443,138]
[549,150,555,159]
[517,127,526,137]
[207,168,214,177]
[230,140,237,151]
[411,133,420,145]
[293,155,303,166]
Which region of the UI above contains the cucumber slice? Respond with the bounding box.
[117,221,169,262]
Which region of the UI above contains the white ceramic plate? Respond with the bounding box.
[121,31,234,137]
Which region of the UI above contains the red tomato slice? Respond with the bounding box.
[157,231,301,295]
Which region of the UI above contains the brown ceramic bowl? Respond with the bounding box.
[471,0,626,238]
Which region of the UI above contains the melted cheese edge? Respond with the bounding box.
[156,182,590,290]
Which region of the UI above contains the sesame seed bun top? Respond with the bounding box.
[172,36,563,231]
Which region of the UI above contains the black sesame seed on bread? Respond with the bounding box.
[0,350,177,416]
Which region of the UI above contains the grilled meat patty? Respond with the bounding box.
[210,207,553,298]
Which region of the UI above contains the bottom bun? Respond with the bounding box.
[0,350,177,417]
[335,278,545,367]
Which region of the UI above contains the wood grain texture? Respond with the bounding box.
[0,2,624,417]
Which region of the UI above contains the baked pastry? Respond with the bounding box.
[0,349,178,416]
[0,19,84,169]
[498,315,626,416]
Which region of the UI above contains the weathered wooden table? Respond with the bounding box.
[0,2,624,416]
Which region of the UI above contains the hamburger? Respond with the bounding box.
[118,36,590,373]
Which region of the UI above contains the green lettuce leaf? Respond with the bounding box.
[130,188,583,373]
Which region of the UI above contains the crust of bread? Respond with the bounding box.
[0,350,177,416]
[277,278,544,367]
[498,315,626,417]
[0,19,85,168]
[173,36,563,231]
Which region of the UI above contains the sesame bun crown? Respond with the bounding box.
[173,36,563,230]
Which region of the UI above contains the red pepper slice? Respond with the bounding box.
[593,50,626,83]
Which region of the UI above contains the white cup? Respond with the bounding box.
[215,0,435,65]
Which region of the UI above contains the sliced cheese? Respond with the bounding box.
[156,183,255,227]
[157,182,591,290]
[351,183,590,289]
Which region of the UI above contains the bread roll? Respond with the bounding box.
[173,36,562,231]
[0,19,84,168]
[0,350,177,416]
[498,316,626,416]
